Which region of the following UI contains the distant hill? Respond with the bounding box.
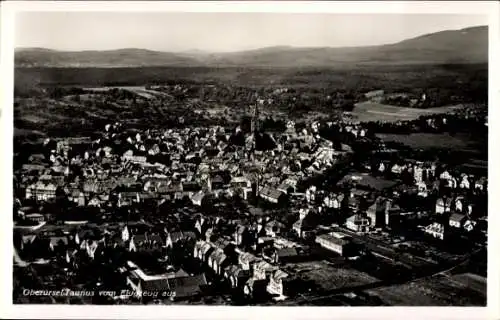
[15,26,487,68]
[15,48,201,68]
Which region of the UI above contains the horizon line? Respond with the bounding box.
[14,24,487,54]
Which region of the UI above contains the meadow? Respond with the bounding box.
[352,102,462,122]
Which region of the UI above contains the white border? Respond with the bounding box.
[1,1,499,319]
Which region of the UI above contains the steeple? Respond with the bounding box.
[250,104,260,133]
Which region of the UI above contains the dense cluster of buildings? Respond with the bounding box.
[13,99,488,304]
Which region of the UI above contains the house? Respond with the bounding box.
[128,233,165,253]
[244,278,268,300]
[82,239,100,259]
[272,247,299,264]
[190,191,205,206]
[323,193,344,209]
[276,181,295,195]
[439,170,452,181]
[208,248,228,276]
[87,195,102,207]
[238,251,260,271]
[459,175,471,189]
[48,236,70,252]
[391,164,404,175]
[224,265,250,289]
[455,197,465,213]
[259,187,285,204]
[315,233,353,256]
[234,226,252,247]
[193,240,214,263]
[122,151,147,164]
[267,269,293,297]
[435,197,453,214]
[166,274,208,301]
[366,198,386,228]
[449,213,466,229]
[194,217,209,236]
[253,260,279,281]
[210,175,225,190]
[475,177,487,191]
[264,220,285,237]
[231,176,252,189]
[416,181,428,197]
[424,222,445,240]
[18,234,37,252]
[463,219,477,232]
[292,218,315,239]
[134,273,207,302]
[166,231,197,248]
[25,182,57,201]
[346,213,370,233]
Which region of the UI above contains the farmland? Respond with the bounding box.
[376,132,482,150]
[288,261,378,292]
[351,101,462,122]
[364,273,486,306]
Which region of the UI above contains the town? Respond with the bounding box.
[13,83,487,306]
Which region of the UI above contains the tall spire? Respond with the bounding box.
[251,103,260,134]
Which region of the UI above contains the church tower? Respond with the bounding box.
[250,104,260,133]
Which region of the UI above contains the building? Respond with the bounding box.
[224,265,250,289]
[238,251,260,271]
[193,240,214,263]
[166,231,196,248]
[190,191,205,206]
[252,260,278,282]
[234,226,253,247]
[449,213,467,229]
[122,150,147,164]
[424,222,445,240]
[346,214,370,233]
[272,247,300,264]
[208,248,228,276]
[25,213,45,223]
[366,198,386,228]
[126,261,207,302]
[315,233,353,256]
[436,198,453,214]
[259,187,285,204]
[292,218,315,239]
[25,182,57,201]
[266,269,293,297]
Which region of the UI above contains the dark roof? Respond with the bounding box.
[450,213,466,222]
[259,187,284,200]
[141,279,170,292]
[168,274,207,298]
[275,247,298,258]
[182,182,201,192]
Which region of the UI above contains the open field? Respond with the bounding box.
[377,132,482,150]
[364,273,486,306]
[82,86,171,99]
[352,101,462,122]
[285,260,378,292]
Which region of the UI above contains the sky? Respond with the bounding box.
[15,12,488,52]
